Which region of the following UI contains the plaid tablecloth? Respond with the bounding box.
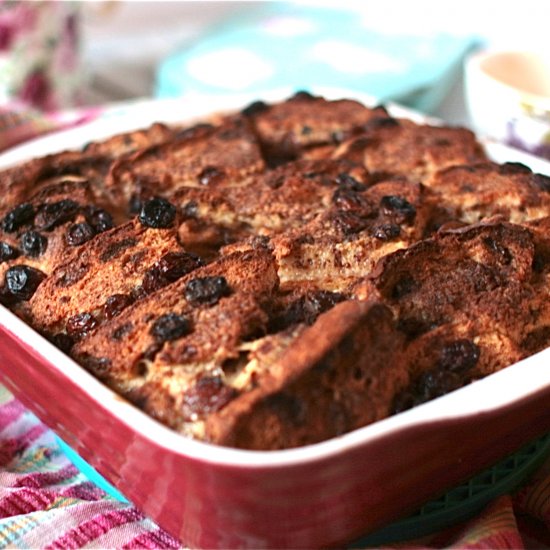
[1,105,550,549]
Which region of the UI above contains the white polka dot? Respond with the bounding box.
[308,40,406,74]
[186,48,274,90]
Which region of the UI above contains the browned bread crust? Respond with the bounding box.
[3,92,550,450]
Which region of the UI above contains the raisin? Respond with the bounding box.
[335,172,368,192]
[4,265,46,300]
[373,223,401,241]
[142,252,203,294]
[181,375,237,420]
[332,188,372,213]
[138,198,176,228]
[50,333,74,353]
[439,339,480,373]
[99,237,137,262]
[83,206,114,233]
[34,199,79,230]
[279,291,345,328]
[241,100,270,117]
[198,166,225,186]
[2,203,34,233]
[150,313,191,342]
[0,242,20,263]
[20,230,47,258]
[380,195,416,224]
[66,312,98,339]
[103,293,134,320]
[111,322,133,341]
[185,276,231,306]
[333,211,368,235]
[66,222,95,246]
[82,356,111,376]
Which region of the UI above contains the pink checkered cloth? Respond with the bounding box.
[0,105,549,549]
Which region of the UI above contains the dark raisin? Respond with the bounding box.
[50,333,74,353]
[198,166,225,186]
[333,211,368,235]
[277,291,345,329]
[373,223,401,241]
[241,100,270,117]
[34,199,79,230]
[66,312,98,339]
[332,188,372,214]
[142,252,203,294]
[66,222,95,246]
[380,195,416,224]
[181,375,237,420]
[439,339,480,373]
[103,293,134,320]
[185,276,231,306]
[82,356,111,376]
[2,203,35,233]
[150,313,191,342]
[335,172,368,192]
[138,198,176,228]
[83,206,114,233]
[5,265,46,300]
[111,322,133,341]
[301,125,313,135]
[99,237,137,262]
[0,242,19,263]
[20,231,47,258]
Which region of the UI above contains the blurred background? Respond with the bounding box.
[79,0,548,127]
[0,1,548,129]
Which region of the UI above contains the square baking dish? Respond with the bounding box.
[1,90,550,548]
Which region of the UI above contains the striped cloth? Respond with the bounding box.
[0,385,181,549]
[1,383,550,549]
[0,104,550,548]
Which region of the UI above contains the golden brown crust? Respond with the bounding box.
[332,118,488,182]
[2,93,550,450]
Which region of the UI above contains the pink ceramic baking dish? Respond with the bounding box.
[1,90,550,548]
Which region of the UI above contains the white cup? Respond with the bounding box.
[464,50,550,159]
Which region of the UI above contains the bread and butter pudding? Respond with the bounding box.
[1,92,550,450]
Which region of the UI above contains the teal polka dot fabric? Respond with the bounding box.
[155,3,478,113]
